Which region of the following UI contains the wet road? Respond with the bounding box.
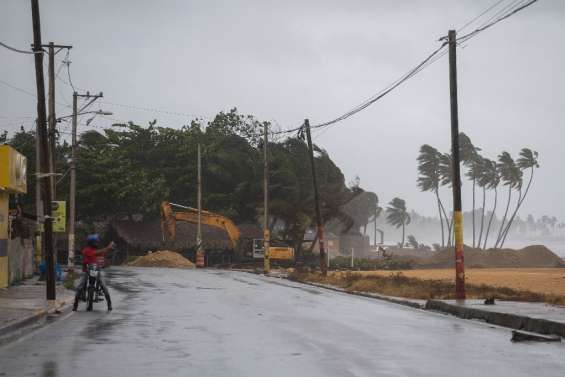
[1,267,564,377]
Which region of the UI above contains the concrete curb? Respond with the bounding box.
[297,280,424,309]
[229,269,565,338]
[425,300,565,338]
[0,295,75,347]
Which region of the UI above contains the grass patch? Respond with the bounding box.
[289,271,565,305]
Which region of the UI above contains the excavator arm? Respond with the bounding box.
[160,201,241,249]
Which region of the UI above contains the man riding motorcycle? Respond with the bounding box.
[72,234,115,311]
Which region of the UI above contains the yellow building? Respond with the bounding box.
[0,145,27,288]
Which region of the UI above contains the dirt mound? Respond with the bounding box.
[415,245,564,268]
[129,250,195,269]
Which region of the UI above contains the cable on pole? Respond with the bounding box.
[0,41,42,55]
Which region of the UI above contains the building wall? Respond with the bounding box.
[8,238,33,285]
[0,192,8,288]
[339,234,370,258]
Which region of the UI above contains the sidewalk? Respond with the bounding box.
[0,277,75,345]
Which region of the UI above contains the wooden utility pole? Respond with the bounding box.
[35,120,43,274]
[68,92,78,268]
[68,91,103,268]
[30,0,56,300]
[47,42,56,200]
[196,144,204,267]
[263,123,270,274]
[304,119,327,276]
[448,30,466,300]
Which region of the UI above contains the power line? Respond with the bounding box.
[0,41,41,55]
[99,100,209,119]
[0,78,38,98]
[456,0,539,44]
[274,41,448,135]
[65,51,76,92]
[457,0,507,32]
[274,0,539,137]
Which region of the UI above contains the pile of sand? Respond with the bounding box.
[416,245,564,268]
[129,250,195,269]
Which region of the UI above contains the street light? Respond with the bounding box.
[85,111,113,126]
[56,110,113,123]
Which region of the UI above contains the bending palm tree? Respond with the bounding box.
[472,156,488,248]
[499,148,539,247]
[495,152,522,249]
[386,198,411,248]
[438,152,454,246]
[459,133,481,248]
[481,159,500,249]
[417,145,445,247]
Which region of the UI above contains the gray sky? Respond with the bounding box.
[1,0,563,220]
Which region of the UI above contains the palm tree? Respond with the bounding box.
[472,156,489,248]
[480,159,500,249]
[459,133,481,248]
[417,145,446,247]
[386,197,411,248]
[499,148,539,247]
[495,152,522,248]
[438,152,454,246]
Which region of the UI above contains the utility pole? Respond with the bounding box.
[47,42,56,200]
[68,92,78,269]
[263,123,270,274]
[35,120,43,274]
[196,144,204,268]
[448,30,465,300]
[304,119,327,276]
[68,91,103,268]
[44,42,72,201]
[31,0,56,300]
[43,42,72,271]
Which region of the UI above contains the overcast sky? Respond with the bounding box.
[1,0,563,220]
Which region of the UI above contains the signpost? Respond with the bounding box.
[51,201,66,233]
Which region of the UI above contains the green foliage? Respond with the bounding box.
[6,109,364,254]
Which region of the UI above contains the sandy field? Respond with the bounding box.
[353,268,565,296]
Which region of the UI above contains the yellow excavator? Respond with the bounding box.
[160,201,240,248]
[160,201,293,261]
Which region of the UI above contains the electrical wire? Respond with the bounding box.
[456,0,539,44]
[0,78,38,98]
[274,41,448,135]
[99,100,209,119]
[457,0,507,32]
[0,41,41,55]
[65,51,76,92]
[274,0,539,137]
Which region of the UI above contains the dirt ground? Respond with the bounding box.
[352,268,565,297]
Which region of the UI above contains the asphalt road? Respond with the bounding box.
[1,267,564,377]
